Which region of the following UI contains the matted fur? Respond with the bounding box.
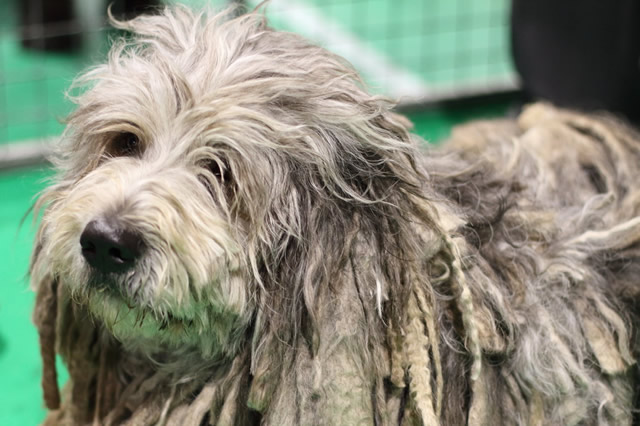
[31,6,640,425]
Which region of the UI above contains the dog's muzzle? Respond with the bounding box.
[80,217,144,274]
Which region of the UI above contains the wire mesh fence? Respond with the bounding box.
[0,0,516,150]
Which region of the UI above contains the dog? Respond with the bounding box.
[31,6,640,425]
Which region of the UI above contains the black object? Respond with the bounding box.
[511,0,640,122]
[20,0,161,53]
[20,0,79,52]
[109,0,162,20]
[80,218,143,274]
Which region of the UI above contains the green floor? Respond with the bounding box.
[0,166,53,425]
[0,0,515,423]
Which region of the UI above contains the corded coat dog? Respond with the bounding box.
[31,6,640,425]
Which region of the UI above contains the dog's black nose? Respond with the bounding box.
[80,218,143,274]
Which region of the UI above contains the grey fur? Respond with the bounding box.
[31,6,640,425]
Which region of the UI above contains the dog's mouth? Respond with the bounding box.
[88,272,141,302]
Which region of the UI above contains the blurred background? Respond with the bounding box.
[0,0,638,423]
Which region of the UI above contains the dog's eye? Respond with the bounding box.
[111,132,141,157]
[203,158,231,182]
[198,158,232,198]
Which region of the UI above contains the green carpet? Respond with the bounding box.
[0,166,53,425]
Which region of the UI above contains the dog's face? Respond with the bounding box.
[40,138,249,358]
[32,8,418,360]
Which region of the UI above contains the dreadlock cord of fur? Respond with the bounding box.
[93,344,120,423]
[441,233,482,381]
[405,290,438,425]
[156,385,177,426]
[413,283,443,418]
[388,320,407,389]
[33,277,61,410]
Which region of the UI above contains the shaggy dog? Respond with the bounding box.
[31,6,640,426]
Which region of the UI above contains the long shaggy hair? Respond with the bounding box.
[31,6,640,425]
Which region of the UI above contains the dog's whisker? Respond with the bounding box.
[159,319,169,331]
[113,307,121,325]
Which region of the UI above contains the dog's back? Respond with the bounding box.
[421,104,640,424]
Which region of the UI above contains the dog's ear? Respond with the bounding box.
[343,109,423,204]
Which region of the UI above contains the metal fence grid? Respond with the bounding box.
[0,0,516,149]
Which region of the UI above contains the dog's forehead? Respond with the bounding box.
[85,48,299,151]
[67,11,371,171]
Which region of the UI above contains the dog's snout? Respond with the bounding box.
[80,218,143,274]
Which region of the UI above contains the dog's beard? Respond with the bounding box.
[51,248,253,361]
[48,243,252,359]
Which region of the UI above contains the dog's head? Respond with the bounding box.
[32,7,423,360]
